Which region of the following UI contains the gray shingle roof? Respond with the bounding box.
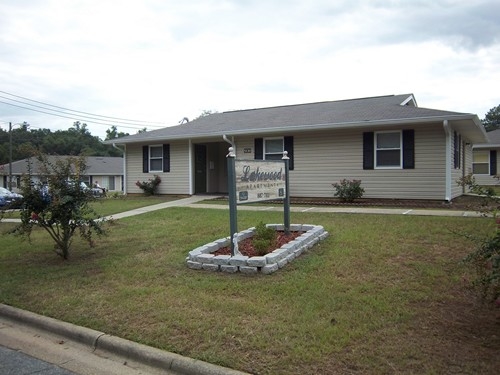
[474,128,500,148]
[0,156,123,175]
[107,94,479,144]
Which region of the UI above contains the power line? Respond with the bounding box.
[0,90,165,125]
[0,100,163,130]
[0,95,164,128]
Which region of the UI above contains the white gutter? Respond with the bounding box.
[443,120,451,201]
[188,139,193,195]
[223,134,236,154]
[112,143,127,195]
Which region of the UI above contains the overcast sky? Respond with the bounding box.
[1,0,499,139]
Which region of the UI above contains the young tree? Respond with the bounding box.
[11,154,106,259]
[482,104,500,132]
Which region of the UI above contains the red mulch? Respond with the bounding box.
[213,231,301,257]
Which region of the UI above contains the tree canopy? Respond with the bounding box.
[0,122,125,165]
[482,104,500,132]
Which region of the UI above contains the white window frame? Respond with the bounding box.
[375,130,403,169]
[472,149,490,175]
[149,145,163,172]
[264,137,284,160]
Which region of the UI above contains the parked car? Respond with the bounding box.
[65,181,105,197]
[0,187,23,208]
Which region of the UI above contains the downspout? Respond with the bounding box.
[442,120,451,201]
[188,139,193,195]
[113,143,126,195]
[223,134,235,154]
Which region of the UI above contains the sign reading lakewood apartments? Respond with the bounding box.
[235,159,286,204]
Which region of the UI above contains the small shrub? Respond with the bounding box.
[464,228,500,303]
[457,173,500,305]
[332,179,364,203]
[136,175,161,196]
[253,221,276,256]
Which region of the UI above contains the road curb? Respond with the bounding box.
[0,304,250,375]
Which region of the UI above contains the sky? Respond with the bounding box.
[0,0,499,139]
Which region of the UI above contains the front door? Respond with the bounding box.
[194,144,207,194]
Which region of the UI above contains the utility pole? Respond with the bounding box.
[9,122,13,191]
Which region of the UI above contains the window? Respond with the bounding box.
[473,150,489,175]
[254,137,294,170]
[142,144,170,173]
[264,138,284,160]
[363,130,414,170]
[108,176,115,191]
[149,145,163,171]
[375,131,402,168]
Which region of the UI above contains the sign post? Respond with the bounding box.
[282,151,290,235]
[226,147,238,256]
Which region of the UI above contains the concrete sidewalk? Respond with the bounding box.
[0,304,249,375]
[1,195,483,224]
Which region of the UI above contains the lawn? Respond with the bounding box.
[1,206,499,374]
[0,195,182,219]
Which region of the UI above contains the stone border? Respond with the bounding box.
[186,224,329,274]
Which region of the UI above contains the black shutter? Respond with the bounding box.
[490,150,497,175]
[453,131,459,169]
[458,135,462,169]
[284,136,294,170]
[142,145,149,173]
[254,138,263,160]
[363,132,374,170]
[163,144,170,172]
[402,129,415,169]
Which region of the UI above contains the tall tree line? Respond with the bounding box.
[0,122,127,165]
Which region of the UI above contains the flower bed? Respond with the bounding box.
[186,224,328,274]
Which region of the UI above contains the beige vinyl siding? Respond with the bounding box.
[236,124,448,200]
[126,141,190,194]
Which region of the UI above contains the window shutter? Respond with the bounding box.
[284,136,294,170]
[458,135,462,169]
[254,138,263,160]
[163,144,170,172]
[142,145,149,173]
[490,150,497,175]
[363,132,374,170]
[402,129,415,169]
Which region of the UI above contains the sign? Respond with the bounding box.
[235,159,286,204]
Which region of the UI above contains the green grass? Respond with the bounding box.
[0,207,498,374]
[0,195,181,219]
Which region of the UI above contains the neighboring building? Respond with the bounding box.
[0,156,124,193]
[472,128,500,186]
[105,94,488,201]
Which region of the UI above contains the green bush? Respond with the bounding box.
[464,229,500,303]
[253,221,276,256]
[457,174,500,305]
[332,179,365,202]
